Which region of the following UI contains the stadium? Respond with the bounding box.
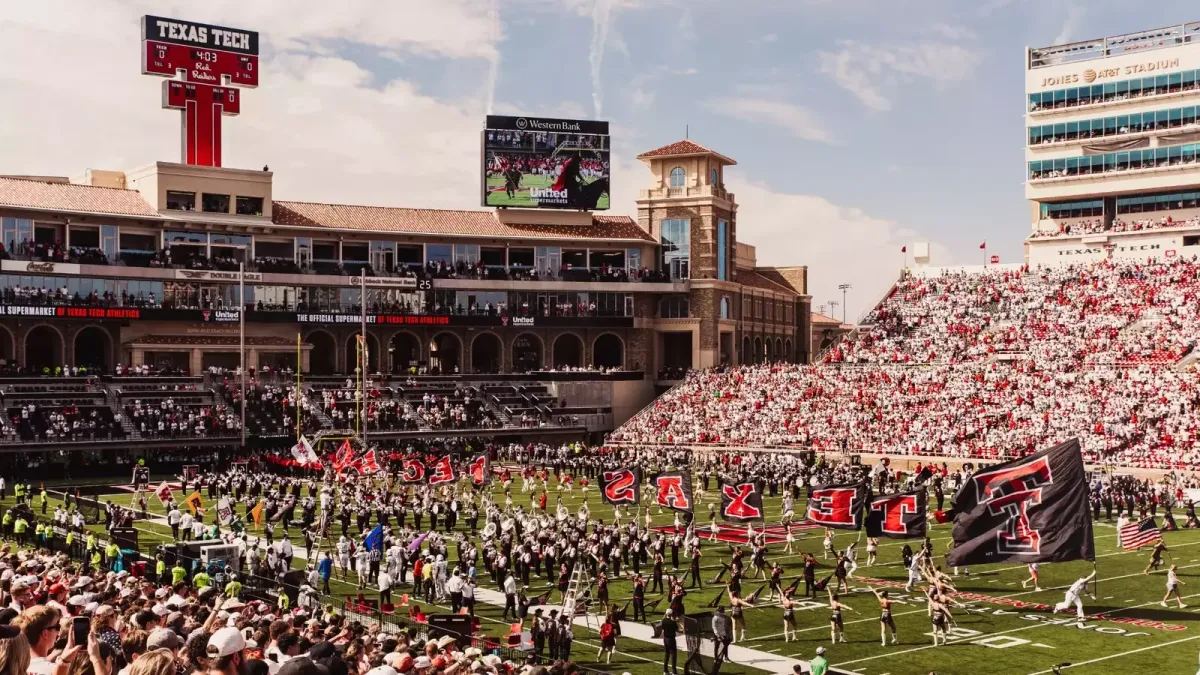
[1,12,1200,675]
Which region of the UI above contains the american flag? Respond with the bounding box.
[1120,518,1162,551]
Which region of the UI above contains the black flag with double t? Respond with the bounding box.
[652,472,695,513]
[946,438,1095,567]
[720,481,765,522]
[866,489,928,539]
[806,482,870,531]
[601,468,641,506]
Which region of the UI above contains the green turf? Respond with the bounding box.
[484,174,610,210]
[11,479,1200,675]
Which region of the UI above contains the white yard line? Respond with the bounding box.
[1025,635,1200,674]
[835,592,1200,667]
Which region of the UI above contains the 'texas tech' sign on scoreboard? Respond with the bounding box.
[141,15,259,168]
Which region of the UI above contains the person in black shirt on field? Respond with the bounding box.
[661,609,680,674]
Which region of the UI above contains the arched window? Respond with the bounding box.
[720,296,730,319]
[711,168,719,185]
[669,167,686,188]
[659,296,689,319]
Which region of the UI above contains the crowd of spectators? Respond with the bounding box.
[123,399,240,439]
[1028,213,1200,240]
[613,258,1200,469]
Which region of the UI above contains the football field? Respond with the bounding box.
[484,173,610,210]
[11,478,1200,675]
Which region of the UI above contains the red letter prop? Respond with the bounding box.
[601,469,640,505]
[865,490,926,539]
[805,482,869,530]
[721,482,764,522]
[427,455,455,486]
[652,472,694,513]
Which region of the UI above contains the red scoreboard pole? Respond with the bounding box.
[141,15,259,168]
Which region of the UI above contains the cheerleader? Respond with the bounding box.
[827,588,855,644]
[783,526,796,554]
[781,594,798,642]
[579,478,589,501]
[1162,564,1187,608]
[767,562,783,601]
[873,589,899,646]
[866,537,878,566]
[823,528,835,559]
[709,515,720,542]
[1021,563,1041,591]
[929,595,949,646]
[729,589,752,642]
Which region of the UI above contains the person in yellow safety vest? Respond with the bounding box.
[89,549,101,572]
[193,568,211,589]
[13,483,23,503]
[1,510,11,540]
[105,541,120,571]
[86,533,96,555]
[33,522,42,546]
[277,586,290,612]
[171,562,188,585]
[225,575,243,598]
[39,489,47,515]
[156,555,167,585]
[13,515,28,547]
[65,530,75,558]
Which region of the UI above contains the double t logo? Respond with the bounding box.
[971,457,1053,554]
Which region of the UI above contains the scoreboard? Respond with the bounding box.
[140,15,259,168]
[143,41,258,87]
[163,81,241,115]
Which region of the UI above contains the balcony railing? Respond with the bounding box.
[639,184,734,201]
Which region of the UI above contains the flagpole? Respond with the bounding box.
[239,262,246,449]
[296,332,301,443]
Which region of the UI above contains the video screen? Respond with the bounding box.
[482,116,610,211]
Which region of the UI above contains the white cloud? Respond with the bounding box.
[731,179,952,319]
[753,33,779,44]
[818,39,979,111]
[1053,4,1083,46]
[0,0,501,210]
[705,98,836,144]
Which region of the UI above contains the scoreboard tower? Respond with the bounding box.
[140,15,259,167]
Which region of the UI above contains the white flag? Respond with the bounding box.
[217,497,233,525]
[292,436,318,464]
[154,482,173,505]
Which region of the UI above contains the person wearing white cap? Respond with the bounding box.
[207,626,255,675]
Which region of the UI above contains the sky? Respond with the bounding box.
[0,0,1195,318]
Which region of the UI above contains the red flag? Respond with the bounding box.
[979,241,987,249]
[332,440,356,473]
[356,449,380,475]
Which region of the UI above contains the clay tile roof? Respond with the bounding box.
[273,201,655,243]
[0,177,159,219]
[637,140,736,165]
[737,270,797,296]
[811,312,843,324]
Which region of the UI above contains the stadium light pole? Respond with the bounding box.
[838,283,852,324]
[828,300,840,324]
[360,273,368,447]
[239,262,246,448]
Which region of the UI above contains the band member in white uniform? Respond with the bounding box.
[1053,570,1097,618]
